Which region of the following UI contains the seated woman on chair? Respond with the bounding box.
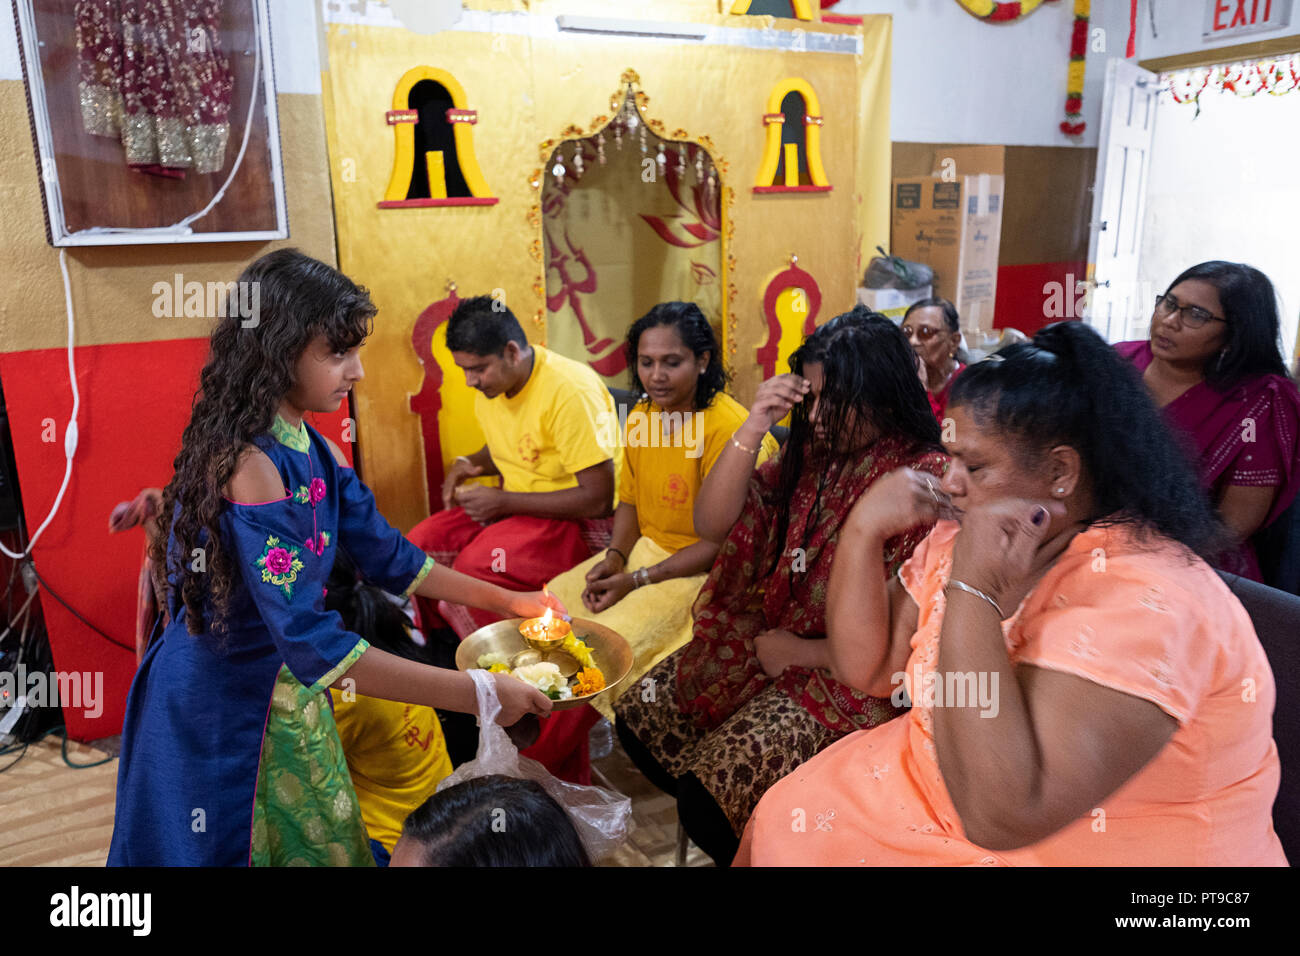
[545,301,777,723]
[1116,261,1300,586]
[614,308,948,866]
[739,321,1286,866]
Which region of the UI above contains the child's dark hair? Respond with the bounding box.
[1164,261,1287,391]
[624,300,729,410]
[325,549,434,664]
[445,295,528,356]
[903,296,968,363]
[399,775,592,867]
[949,320,1223,558]
[152,249,375,635]
[772,307,943,567]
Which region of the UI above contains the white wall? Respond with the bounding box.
[1137,0,1300,62]
[1138,87,1300,359]
[833,0,1134,145]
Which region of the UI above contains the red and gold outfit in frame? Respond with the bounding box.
[76,0,234,177]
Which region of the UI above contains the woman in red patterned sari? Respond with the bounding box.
[614,309,948,865]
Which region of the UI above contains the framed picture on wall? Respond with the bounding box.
[12,0,288,246]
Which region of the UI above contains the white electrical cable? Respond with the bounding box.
[62,0,264,239]
[2,1,266,558]
[0,250,78,561]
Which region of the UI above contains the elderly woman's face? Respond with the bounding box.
[902,306,961,380]
[939,403,1055,510]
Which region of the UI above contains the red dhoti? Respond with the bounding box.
[407,507,603,784]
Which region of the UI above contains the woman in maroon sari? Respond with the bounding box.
[614,309,947,865]
[1117,261,1300,585]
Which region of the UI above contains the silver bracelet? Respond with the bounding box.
[947,579,1005,618]
[632,567,651,588]
[454,455,472,466]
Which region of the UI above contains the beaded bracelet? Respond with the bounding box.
[730,433,759,455]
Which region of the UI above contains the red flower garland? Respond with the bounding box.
[1060,0,1089,136]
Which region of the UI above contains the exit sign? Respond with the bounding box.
[1203,0,1294,39]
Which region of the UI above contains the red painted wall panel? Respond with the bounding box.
[993,260,1088,335]
[0,339,353,740]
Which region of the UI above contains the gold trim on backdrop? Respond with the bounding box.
[528,68,734,371]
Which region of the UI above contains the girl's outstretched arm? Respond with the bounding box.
[336,646,552,725]
[410,562,564,620]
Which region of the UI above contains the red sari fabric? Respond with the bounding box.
[75,0,234,175]
[1117,341,1300,580]
[928,363,965,422]
[675,434,948,734]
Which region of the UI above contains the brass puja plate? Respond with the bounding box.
[456,617,634,712]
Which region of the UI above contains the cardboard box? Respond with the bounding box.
[890,174,1004,334]
[856,284,933,320]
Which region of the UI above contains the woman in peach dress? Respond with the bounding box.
[738,322,1287,866]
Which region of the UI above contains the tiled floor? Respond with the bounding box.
[591,731,713,867]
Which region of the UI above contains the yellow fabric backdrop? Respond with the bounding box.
[321,1,891,530]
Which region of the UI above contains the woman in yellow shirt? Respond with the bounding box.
[547,302,776,720]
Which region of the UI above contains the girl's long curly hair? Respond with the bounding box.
[150,249,375,635]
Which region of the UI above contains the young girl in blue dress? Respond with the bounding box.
[109,250,557,867]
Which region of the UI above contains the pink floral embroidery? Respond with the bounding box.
[256,535,304,599]
[304,531,331,556]
[309,478,327,505]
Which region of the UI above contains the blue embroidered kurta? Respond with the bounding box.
[108,418,434,866]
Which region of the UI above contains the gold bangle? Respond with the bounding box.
[730,434,759,455]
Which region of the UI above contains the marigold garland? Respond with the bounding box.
[1060,0,1090,136]
[1166,55,1300,117]
[956,0,1057,21]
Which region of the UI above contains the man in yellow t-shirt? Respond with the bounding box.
[407,295,622,784]
[408,296,621,636]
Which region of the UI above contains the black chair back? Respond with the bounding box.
[1219,571,1300,863]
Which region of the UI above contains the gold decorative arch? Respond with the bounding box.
[380,65,497,207]
[525,69,737,371]
[754,77,831,193]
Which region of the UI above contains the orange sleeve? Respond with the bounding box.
[1011,553,1215,724]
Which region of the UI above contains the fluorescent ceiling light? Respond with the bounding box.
[556,15,707,41]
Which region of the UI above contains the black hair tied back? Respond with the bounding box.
[949,321,1223,558]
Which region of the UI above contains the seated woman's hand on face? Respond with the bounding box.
[948,497,1071,616]
[846,466,950,540]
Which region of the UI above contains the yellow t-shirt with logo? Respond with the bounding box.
[329,688,453,852]
[474,345,623,504]
[617,392,778,554]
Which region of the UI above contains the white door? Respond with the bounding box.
[1085,58,1159,344]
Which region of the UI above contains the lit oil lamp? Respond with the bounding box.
[519,597,571,651]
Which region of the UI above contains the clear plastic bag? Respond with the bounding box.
[436,669,632,862]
